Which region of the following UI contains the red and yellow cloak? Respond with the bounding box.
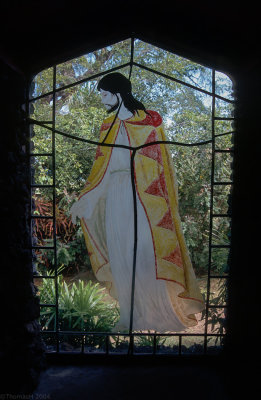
[80,110,204,327]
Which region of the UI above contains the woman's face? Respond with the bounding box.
[100,89,119,111]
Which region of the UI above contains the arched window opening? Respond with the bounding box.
[28,37,234,356]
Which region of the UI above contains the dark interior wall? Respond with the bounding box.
[225,68,260,356]
[0,60,46,394]
[1,1,260,394]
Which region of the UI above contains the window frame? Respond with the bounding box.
[28,36,235,357]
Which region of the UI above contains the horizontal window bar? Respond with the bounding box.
[30,120,53,124]
[211,213,231,218]
[31,184,54,188]
[214,149,234,153]
[211,244,231,248]
[213,181,233,186]
[33,274,55,279]
[31,215,54,219]
[30,153,53,157]
[31,246,55,250]
[214,117,235,121]
[40,303,56,308]
[215,131,235,138]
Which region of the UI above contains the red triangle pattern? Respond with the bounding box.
[163,246,183,269]
[157,208,174,231]
[126,110,162,127]
[100,122,112,132]
[139,130,163,165]
[145,171,168,199]
[95,146,104,160]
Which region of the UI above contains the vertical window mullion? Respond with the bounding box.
[129,149,138,334]
[204,69,216,353]
[129,36,134,80]
[27,80,38,277]
[51,65,59,353]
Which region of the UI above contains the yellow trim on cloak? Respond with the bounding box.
[80,110,204,328]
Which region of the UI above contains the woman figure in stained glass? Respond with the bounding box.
[70,73,204,332]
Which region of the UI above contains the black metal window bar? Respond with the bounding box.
[27,37,235,356]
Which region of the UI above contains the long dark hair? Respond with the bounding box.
[97,72,148,115]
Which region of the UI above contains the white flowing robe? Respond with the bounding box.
[81,122,186,332]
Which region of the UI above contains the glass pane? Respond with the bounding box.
[169,143,211,279]
[30,67,53,98]
[134,39,213,92]
[55,77,108,138]
[32,187,53,215]
[211,248,230,275]
[59,335,82,353]
[212,217,231,246]
[31,155,53,185]
[109,336,130,354]
[213,184,232,214]
[156,336,179,354]
[33,248,56,276]
[131,66,212,143]
[86,335,107,353]
[55,81,103,135]
[181,336,204,354]
[207,335,225,354]
[55,135,97,197]
[56,39,131,89]
[29,96,53,121]
[30,125,52,154]
[215,134,234,150]
[31,217,54,247]
[36,276,57,306]
[207,307,227,334]
[209,278,228,306]
[215,71,234,101]
[39,305,57,331]
[181,312,205,334]
[133,335,153,354]
[33,277,42,298]
[214,152,233,182]
[215,98,234,118]
[215,119,234,136]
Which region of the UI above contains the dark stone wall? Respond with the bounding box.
[0,61,46,394]
[226,66,260,360]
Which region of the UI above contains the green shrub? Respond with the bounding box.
[38,270,119,348]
